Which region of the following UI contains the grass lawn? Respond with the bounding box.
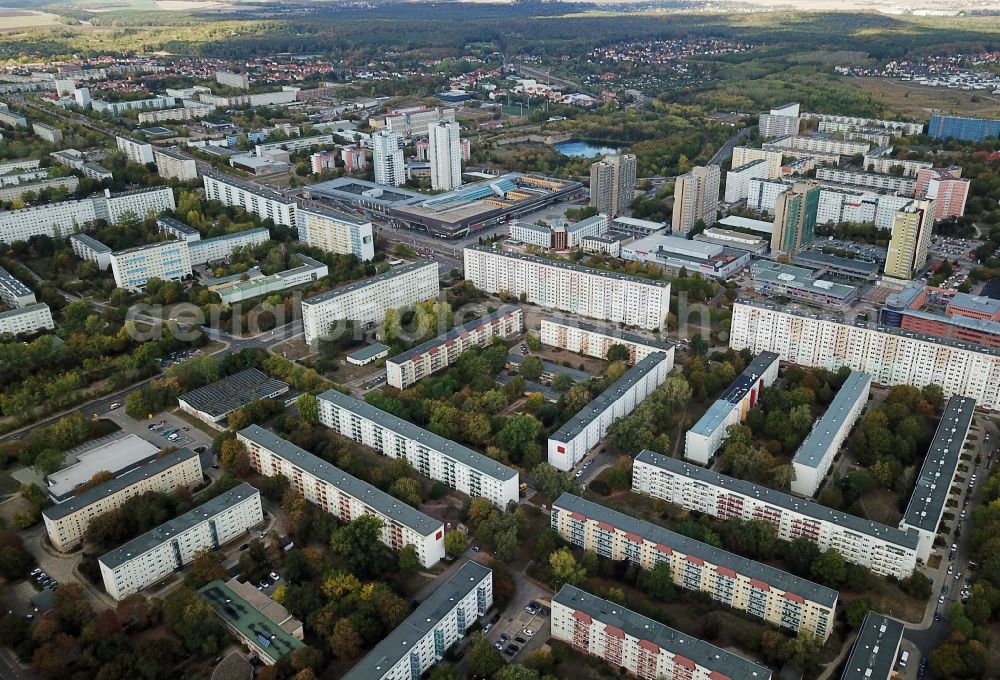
[850,76,1000,120]
[0,10,62,30]
[0,472,22,496]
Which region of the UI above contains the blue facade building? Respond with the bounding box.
[928,114,1000,142]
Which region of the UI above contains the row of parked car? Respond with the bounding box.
[31,568,57,591]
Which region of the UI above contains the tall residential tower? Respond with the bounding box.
[371,128,405,187]
[428,120,463,191]
[671,165,720,234]
[771,181,819,255]
[885,199,935,280]
[589,154,636,217]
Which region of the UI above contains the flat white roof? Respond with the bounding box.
[47,434,160,501]
[718,215,775,235]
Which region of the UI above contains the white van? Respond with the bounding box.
[899,651,910,667]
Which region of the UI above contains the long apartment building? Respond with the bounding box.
[386,306,523,390]
[900,396,974,561]
[685,352,780,464]
[804,113,924,137]
[203,171,297,228]
[297,204,375,261]
[725,159,770,203]
[0,265,54,336]
[302,259,439,345]
[463,246,670,331]
[188,228,270,266]
[99,483,263,600]
[864,147,932,177]
[790,371,872,496]
[0,266,36,309]
[841,612,905,680]
[732,146,783,180]
[548,352,672,471]
[730,298,1000,411]
[552,585,772,680]
[42,448,202,552]
[633,450,918,578]
[539,317,675,365]
[96,186,176,225]
[552,493,838,640]
[341,561,492,680]
[317,389,519,507]
[237,425,445,568]
[814,167,917,195]
[110,240,193,291]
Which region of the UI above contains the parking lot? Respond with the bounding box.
[487,597,552,663]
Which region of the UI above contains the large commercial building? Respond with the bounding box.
[759,102,800,139]
[341,562,492,680]
[552,494,838,639]
[237,426,445,567]
[463,246,670,330]
[539,317,675,365]
[43,448,202,552]
[178,368,289,425]
[885,199,935,280]
[553,585,771,680]
[153,147,198,181]
[372,128,406,187]
[47,434,162,502]
[548,352,672,471]
[790,372,872,496]
[725,159,770,203]
[297,204,375,261]
[116,136,155,166]
[99,483,263,600]
[900,396,974,561]
[914,167,969,220]
[386,306,523,390]
[841,612,905,680]
[301,259,439,345]
[685,352,780,464]
[928,114,1000,142]
[589,154,636,217]
[672,165,720,234]
[428,120,463,191]
[881,284,1000,349]
[730,298,1000,410]
[749,261,859,307]
[318,389,519,508]
[771,182,820,256]
[110,240,193,291]
[609,216,667,238]
[203,171,297,228]
[633,451,919,578]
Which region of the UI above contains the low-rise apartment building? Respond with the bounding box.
[0,303,54,336]
[301,259,439,345]
[730,298,1000,411]
[791,372,871,496]
[32,122,62,144]
[43,448,202,552]
[551,493,838,640]
[0,266,36,309]
[539,317,675,365]
[864,147,932,177]
[900,396,975,561]
[187,227,270,266]
[553,585,772,680]
[99,483,263,600]
[685,352,780,464]
[548,352,672,471]
[633,450,919,578]
[463,246,670,330]
[317,389,519,508]
[203,171,297,228]
[341,562,492,680]
[237,425,445,568]
[386,306,523,389]
[297,205,375,261]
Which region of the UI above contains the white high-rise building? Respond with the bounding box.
[463,246,670,330]
[110,240,193,291]
[301,259,439,344]
[203,171,297,228]
[672,165,720,233]
[590,154,637,217]
[428,120,463,191]
[371,128,406,187]
[99,483,263,600]
[297,205,375,261]
[116,136,155,166]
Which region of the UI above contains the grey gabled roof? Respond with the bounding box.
[793,372,872,469]
[550,352,668,443]
[902,395,975,532]
[301,259,437,306]
[388,305,520,365]
[178,368,288,419]
[841,612,904,680]
[43,448,199,521]
[554,493,839,607]
[99,482,260,570]
[554,585,772,679]
[635,450,918,549]
[237,425,441,537]
[341,561,491,680]
[317,389,517,482]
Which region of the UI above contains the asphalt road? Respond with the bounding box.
[709,126,752,167]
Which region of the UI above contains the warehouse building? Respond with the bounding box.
[178,368,289,425]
